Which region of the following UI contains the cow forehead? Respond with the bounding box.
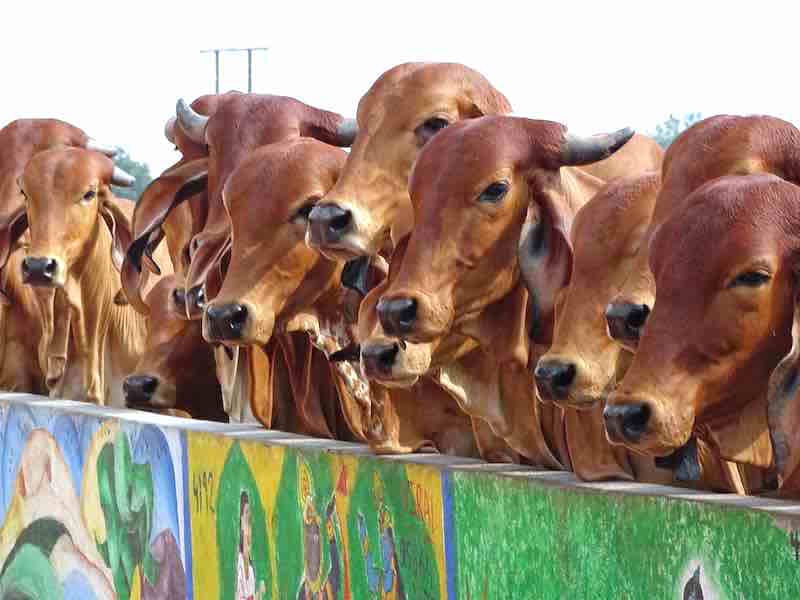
[24,148,105,196]
[651,175,796,287]
[409,118,529,202]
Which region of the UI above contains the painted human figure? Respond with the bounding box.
[236,491,265,600]
[357,473,405,600]
[297,460,344,600]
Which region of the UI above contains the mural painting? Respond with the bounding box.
[187,432,447,599]
[447,471,800,600]
[0,401,188,600]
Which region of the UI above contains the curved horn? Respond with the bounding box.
[337,118,358,146]
[176,98,209,144]
[86,138,119,158]
[561,127,634,167]
[164,116,177,144]
[111,166,136,187]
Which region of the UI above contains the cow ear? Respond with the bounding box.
[518,191,574,342]
[99,200,133,273]
[767,286,800,485]
[0,206,29,305]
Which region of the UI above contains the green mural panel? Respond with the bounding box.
[452,472,800,599]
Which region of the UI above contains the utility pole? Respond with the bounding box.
[200,47,269,93]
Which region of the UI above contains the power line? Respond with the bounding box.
[199,47,269,94]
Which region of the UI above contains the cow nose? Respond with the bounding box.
[605,302,650,343]
[376,297,417,336]
[206,303,248,340]
[361,341,400,375]
[21,256,58,286]
[308,203,353,244]
[603,402,651,443]
[172,287,186,307]
[123,375,159,405]
[534,359,577,402]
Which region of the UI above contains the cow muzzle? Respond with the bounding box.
[605,301,650,349]
[360,340,400,377]
[603,401,651,444]
[204,302,249,342]
[308,203,353,245]
[376,296,418,337]
[534,359,577,404]
[21,256,64,287]
[123,374,160,406]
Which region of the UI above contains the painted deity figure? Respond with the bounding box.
[297,459,344,600]
[357,473,405,600]
[236,491,265,600]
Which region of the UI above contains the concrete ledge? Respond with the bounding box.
[1,394,798,599]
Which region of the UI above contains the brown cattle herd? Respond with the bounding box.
[3,62,800,498]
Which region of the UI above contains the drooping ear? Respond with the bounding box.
[126,162,208,274]
[0,205,29,305]
[518,194,574,342]
[99,199,133,273]
[767,287,800,486]
[204,240,231,301]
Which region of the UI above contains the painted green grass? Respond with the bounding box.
[452,473,800,600]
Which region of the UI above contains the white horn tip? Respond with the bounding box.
[86,138,119,158]
[164,116,177,144]
[111,166,136,187]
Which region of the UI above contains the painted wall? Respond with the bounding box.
[1,395,799,599]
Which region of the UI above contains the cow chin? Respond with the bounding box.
[604,390,693,456]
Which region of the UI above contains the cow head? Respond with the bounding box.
[124,275,224,420]
[535,173,660,408]
[376,116,634,345]
[606,115,800,352]
[203,139,346,346]
[166,92,357,316]
[18,148,135,288]
[307,62,511,261]
[605,174,798,466]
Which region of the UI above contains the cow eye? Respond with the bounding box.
[415,117,449,145]
[729,270,771,288]
[477,181,509,204]
[82,190,96,203]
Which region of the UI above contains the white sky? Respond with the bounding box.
[3,0,798,175]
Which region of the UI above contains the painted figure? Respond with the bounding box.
[297,459,344,600]
[358,473,405,600]
[236,491,265,600]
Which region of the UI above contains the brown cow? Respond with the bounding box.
[204,138,477,455]
[307,62,512,262]
[18,147,172,406]
[604,174,800,495]
[606,115,800,351]
[375,116,662,469]
[161,92,358,319]
[0,119,124,394]
[123,274,226,421]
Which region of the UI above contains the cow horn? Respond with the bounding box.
[561,127,634,166]
[337,118,358,146]
[111,166,136,187]
[86,138,119,158]
[164,116,177,144]
[176,98,209,144]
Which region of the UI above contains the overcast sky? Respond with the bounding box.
[3,0,797,175]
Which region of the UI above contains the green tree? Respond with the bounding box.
[650,112,703,149]
[111,148,152,201]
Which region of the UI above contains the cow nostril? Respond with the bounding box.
[43,259,57,275]
[621,403,650,439]
[377,343,399,371]
[229,304,247,329]
[187,286,205,310]
[534,360,577,400]
[552,363,576,389]
[377,297,418,336]
[124,375,159,403]
[172,287,186,306]
[397,299,417,328]
[329,210,352,233]
[625,304,650,330]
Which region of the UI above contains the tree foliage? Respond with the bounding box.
[650,112,703,149]
[111,149,152,201]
